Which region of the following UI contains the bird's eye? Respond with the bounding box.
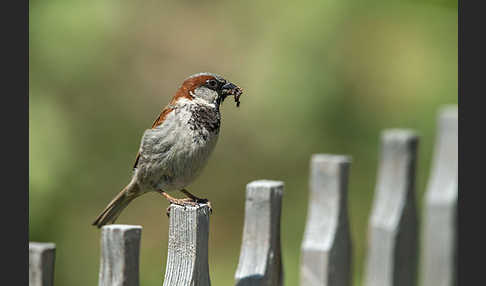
[207,79,218,89]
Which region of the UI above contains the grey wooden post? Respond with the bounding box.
[235,180,284,286]
[163,204,211,286]
[363,129,419,286]
[98,225,142,286]
[29,242,56,286]
[420,106,458,286]
[300,155,352,286]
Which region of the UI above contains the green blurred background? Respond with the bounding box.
[29,0,457,285]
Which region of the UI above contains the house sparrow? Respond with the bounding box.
[92,72,243,228]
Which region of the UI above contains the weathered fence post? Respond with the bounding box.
[300,155,352,286]
[98,225,142,286]
[420,106,458,286]
[363,129,419,286]
[235,180,284,286]
[163,203,212,286]
[29,242,56,286]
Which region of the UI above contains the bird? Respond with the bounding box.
[92,72,243,228]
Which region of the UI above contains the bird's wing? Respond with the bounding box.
[132,105,175,169]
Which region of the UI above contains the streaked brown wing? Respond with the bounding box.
[132,106,175,169]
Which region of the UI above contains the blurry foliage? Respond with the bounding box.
[29,0,457,285]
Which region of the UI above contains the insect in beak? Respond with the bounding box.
[221,82,243,107]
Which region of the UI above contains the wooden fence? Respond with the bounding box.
[29,105,457,286]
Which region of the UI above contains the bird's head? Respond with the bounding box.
[172,72,243,107]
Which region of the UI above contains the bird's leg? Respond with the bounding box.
[180,189,212,214]
[157,190,196,217]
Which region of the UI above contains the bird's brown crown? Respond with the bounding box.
[171,73,221,104]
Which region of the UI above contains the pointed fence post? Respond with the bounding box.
[235,180,284,286]
[98,225,142,286]
[29,242,56,286]
[162,203,212,286]
[363,129,419,286]
[300,155,352,286]
[420,106,458,286]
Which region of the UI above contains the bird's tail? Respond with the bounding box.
[92,181,141,228]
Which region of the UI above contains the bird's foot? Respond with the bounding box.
[163,198,199,217]
[158,190,212,217]
[181,189,213,214]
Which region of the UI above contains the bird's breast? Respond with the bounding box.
[186,103,221,139]
[136,102,221,191]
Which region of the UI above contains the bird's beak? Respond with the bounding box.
[221,82,238,91]
[220,82,243,107]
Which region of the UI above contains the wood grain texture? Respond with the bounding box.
[420,106,458,286]
[98,225,142,286]
[163,204,211,286]
[300,155,352,286]
[364,130,419,286]
[29,242,56,286]
[235,180,284,286]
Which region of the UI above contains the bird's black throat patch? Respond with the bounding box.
[188,104,221,139]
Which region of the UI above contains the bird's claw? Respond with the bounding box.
[206,201,213,215]
[164,198,212,217]
[190,198,213,215]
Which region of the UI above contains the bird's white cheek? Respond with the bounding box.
[193,87,218,104]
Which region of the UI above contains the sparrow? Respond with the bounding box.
[92,72,243,228]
